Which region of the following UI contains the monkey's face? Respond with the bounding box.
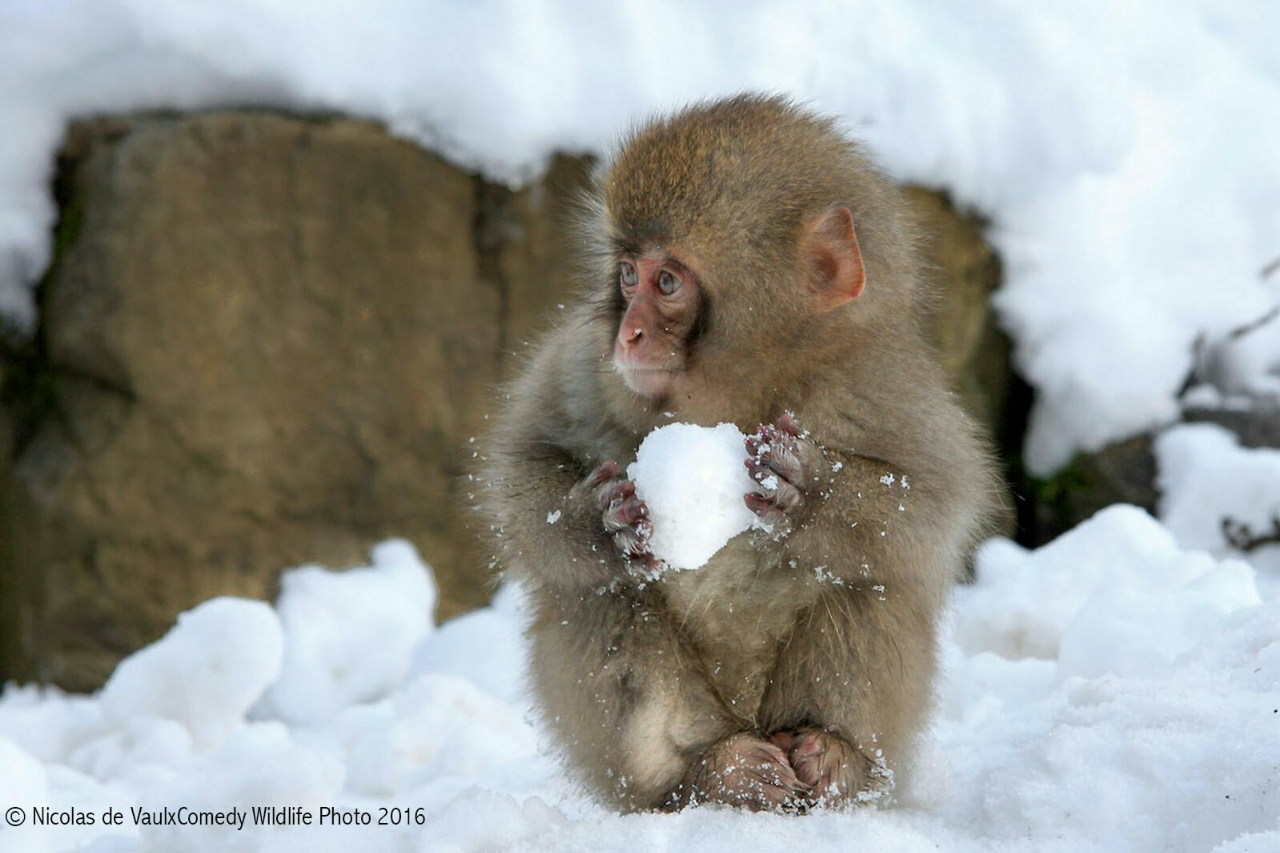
[612,249,703,399]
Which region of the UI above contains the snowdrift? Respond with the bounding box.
[1,505,1276,852]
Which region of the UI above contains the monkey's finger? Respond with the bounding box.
[777,413,803,438]
[791,754,828,792]
[769,730,798,752]
[746,439,798,482]
[736,742,811,806]
[749,430,807,485]
[775,479,803,512]
[603,495,648,532]
[613,520,654,560]
[788,731,825,759]
[587,460,621,487]
[572,461,624,504]
[745,458,791,491]
[596,479,635,511]
[626,551,665,578]
[745,465,803,512]
[745,493,790,526]
[759,423,826,488]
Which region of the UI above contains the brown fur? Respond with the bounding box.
[479,94,1001,811]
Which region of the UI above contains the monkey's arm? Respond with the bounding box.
[482,426,624,594]
[753,429,960,797]
[480,336,647,595]
[760,572,941,800]
[747,415,973,591]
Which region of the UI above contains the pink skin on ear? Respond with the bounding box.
[807,206,866,310]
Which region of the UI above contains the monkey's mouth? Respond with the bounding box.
[613,360,676,398]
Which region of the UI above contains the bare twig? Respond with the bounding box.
[1222,514,1280,552]
[1262,255,1280,281]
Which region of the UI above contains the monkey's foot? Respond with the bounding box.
[770,727,867,806]
[679,733,810,811]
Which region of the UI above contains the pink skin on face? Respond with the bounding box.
[612,252,700,398]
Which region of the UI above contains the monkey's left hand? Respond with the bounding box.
[743,413,824,534]
[569,460,665,578]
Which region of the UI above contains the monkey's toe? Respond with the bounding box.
[691,733,809,812]
[784,727,866,806]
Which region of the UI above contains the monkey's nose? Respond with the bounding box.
[622,326,643,346]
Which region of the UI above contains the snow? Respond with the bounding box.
[99,598,283,750]
[627,422,759,570]
[2,517,1277,852]
[1190,311,1280,402]
[258,539,437,724]
[1155,423,1280,600]
[2,2,1279,470]
[1,4,1279,850]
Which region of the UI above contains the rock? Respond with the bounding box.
[0,112,1013,689]
[1184,405,1280,449]
[1025,435,1159,545]
[1023,405,1280,545]
[0,113,587,688]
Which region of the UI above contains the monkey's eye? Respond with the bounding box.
[657,270,682,296]
[619,261,638,290]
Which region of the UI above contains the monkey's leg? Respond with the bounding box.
[672,731,809,811]
[528,589,809,812]
[760,585,938,807]
[769,726,863,805]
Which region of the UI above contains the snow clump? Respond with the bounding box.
[627,422,761,571]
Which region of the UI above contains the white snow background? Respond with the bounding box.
[1,0,1278,471]
[1,2,1279,851]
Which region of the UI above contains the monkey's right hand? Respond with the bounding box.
[570,461,664,577]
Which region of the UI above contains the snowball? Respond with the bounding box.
[627,422,759,570]
[100,597,283,749]
[262,539,437,724]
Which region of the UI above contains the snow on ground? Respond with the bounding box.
[1,504,1277,853]
[2,2,1279,471]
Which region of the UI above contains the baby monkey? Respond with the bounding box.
[481,95,999,811]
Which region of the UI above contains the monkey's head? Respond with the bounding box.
[586,94,917,406]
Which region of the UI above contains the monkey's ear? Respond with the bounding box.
[804,206,866,310]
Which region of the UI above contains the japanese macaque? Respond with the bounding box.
[479,95,1000,812]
